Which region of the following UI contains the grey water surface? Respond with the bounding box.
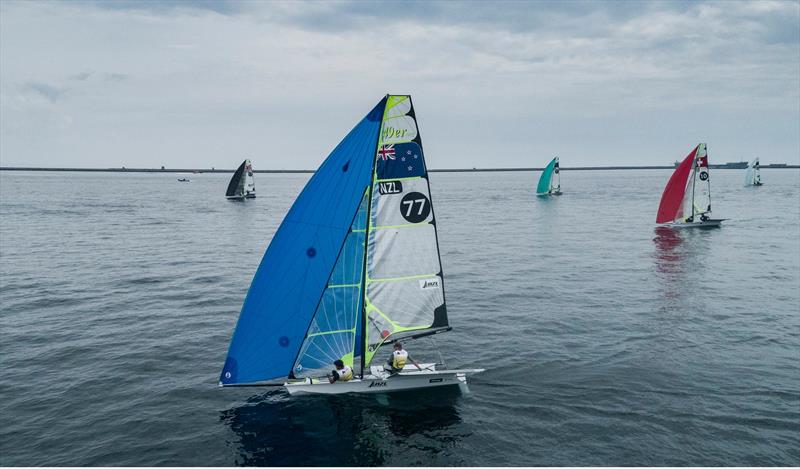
[1,169,798,466]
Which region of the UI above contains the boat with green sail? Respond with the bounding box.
[537,156,561,196]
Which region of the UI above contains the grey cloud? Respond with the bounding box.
[104,73,128,82]
[70,71,92,81]
[22,82,66,102]
[80,0,241,16]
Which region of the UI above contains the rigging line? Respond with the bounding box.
[430,335,446,370]
[305,337,340,366]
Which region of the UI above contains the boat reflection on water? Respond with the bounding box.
[220,386,465,466]
[652,225,718,312]
[652,226,686,279]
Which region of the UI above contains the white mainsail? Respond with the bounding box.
[550,157,561,193]
[243,160,256,197]
[745,158,761,186]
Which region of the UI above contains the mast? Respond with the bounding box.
[358,95,387,379]
[705,145,712,213]
[690,151,698,220]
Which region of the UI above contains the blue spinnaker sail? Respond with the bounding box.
[537,157,557,194]
[220,98,386,385]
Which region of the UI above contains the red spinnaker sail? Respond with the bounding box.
[656,146,698,224]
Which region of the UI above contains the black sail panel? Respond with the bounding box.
[226,161,246,197]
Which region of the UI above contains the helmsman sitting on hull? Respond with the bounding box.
[385,342,422,374]
[328,359,353,383]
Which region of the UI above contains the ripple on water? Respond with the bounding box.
[1,170,799,465]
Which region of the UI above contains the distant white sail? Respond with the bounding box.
[744,158,762,186]
[244,160,256,198]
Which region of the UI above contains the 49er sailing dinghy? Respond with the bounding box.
[656,143,724,228]
[536,156,561,195]
[219,95,484,395]
[744,158,763,186]
[225,159,256,199]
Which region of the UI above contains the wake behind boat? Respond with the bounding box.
[656,143,725,228]
[537,156,561,196]
[219,95,483,395]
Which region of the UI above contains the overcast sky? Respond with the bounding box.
[1,0,798,169]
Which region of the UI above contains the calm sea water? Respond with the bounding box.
[1,169,798,466]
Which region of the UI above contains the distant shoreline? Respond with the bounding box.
[1,165,797,173]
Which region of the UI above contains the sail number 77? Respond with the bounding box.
[399,192,431,223]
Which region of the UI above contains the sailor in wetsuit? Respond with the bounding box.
[328,359,353,384]
[385,342,422,374]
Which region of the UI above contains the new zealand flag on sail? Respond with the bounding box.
[376,142,426,179]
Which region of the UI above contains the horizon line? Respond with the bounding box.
[1,164,798,173]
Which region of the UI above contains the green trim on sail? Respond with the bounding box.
[373,222,429,230]
[376,176,423,183]
[363,297,430,366]
[307,328,356,338]
[368,273,439,283]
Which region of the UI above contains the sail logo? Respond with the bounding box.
[381,116,418,144]
[419,278,440,290]
[383,126,409,141]
[379,180,403,195]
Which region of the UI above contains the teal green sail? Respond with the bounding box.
[536,157,560,195]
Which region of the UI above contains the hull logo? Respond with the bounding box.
[368,381,388,388]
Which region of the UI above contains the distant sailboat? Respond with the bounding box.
[744,158,762,186]
[536,157,561,195]
[226,159,256,199]
[656,143,724,227]
[219,95,483,395]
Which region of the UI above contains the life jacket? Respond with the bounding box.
[334,365,353,382]
[392,350,408,369]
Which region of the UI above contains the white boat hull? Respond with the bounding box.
[284,364,484,396]
[662,218,725,228]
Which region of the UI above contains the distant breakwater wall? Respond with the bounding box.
[1,165,797,173]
